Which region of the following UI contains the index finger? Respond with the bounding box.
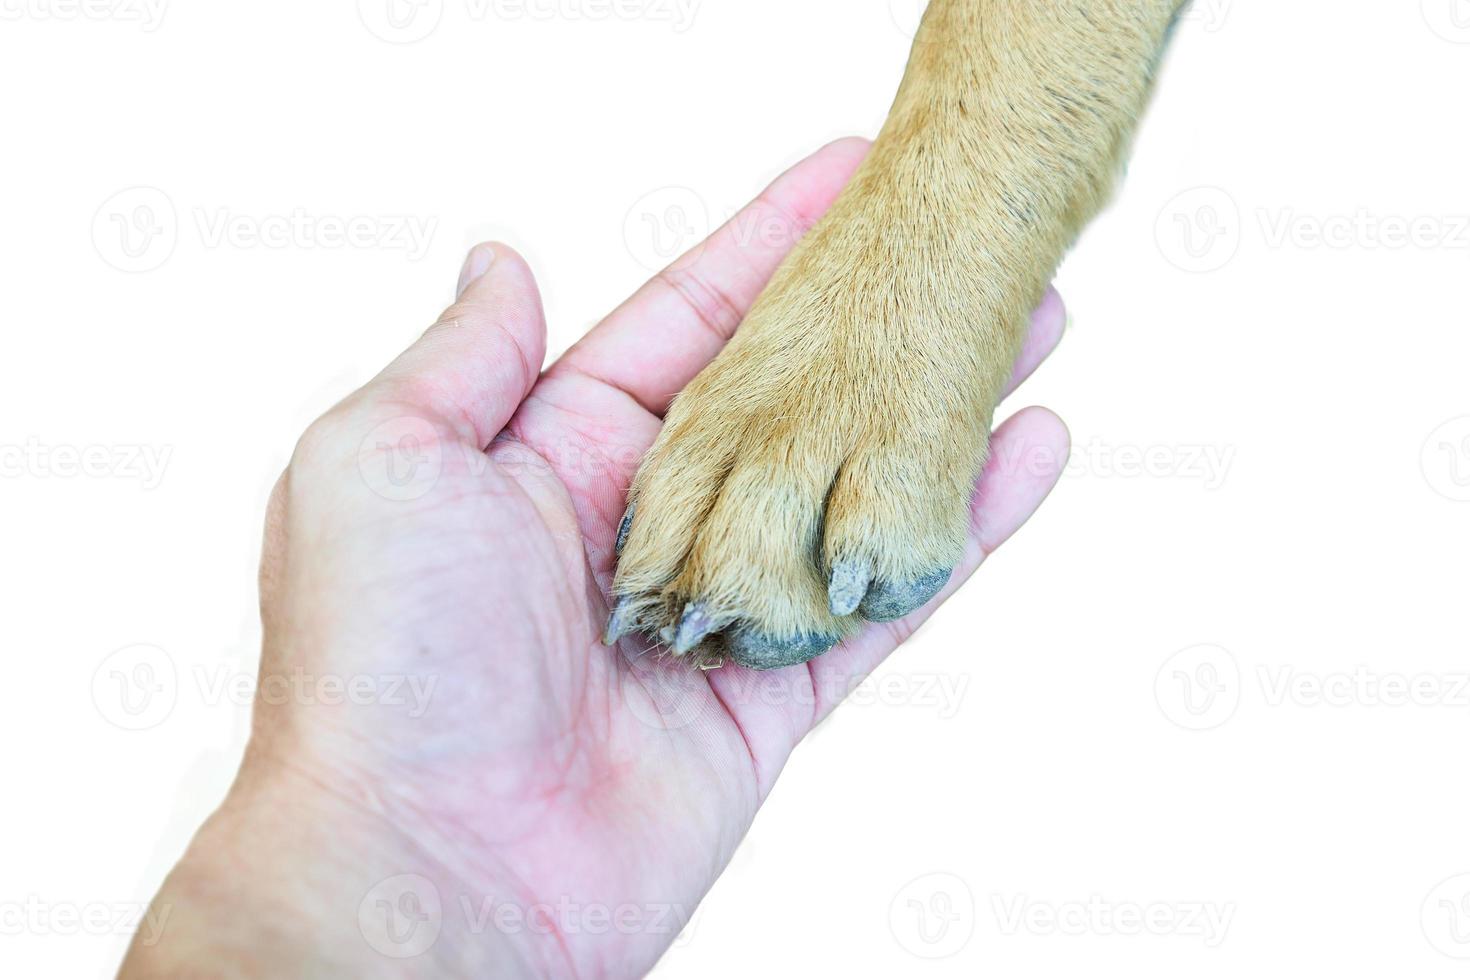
[550,137,872,415]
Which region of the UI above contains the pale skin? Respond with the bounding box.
[118,139,1071,978]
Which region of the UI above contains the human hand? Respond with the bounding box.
[121,138,1069,979]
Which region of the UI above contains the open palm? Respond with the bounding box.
[160,138,1068,980]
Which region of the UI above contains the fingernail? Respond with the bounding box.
[457,245,495,299]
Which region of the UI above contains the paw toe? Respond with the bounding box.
[857,568,953,623]
[727,628,841,670]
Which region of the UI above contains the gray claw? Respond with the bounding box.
[672,602,718,655]
[858,568,953,623]
[614,504,635,557]
[603,596,636,645]
[727,629,841,670]
[828,559,872,617]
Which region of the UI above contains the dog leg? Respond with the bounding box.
[609,0,1186,668]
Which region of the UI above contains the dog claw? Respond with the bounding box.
[614,504,635,556]
[603,596,635,645]
[672,603,718,654]
[828,559,872,617]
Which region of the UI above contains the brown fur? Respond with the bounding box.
[613,0,1185,663]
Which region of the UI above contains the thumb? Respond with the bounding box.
[362,242,548,448]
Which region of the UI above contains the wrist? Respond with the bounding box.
[119,756,542,979]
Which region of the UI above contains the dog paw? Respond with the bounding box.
[605,197,1030,669]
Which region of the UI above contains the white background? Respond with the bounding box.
[3,0,1469,976]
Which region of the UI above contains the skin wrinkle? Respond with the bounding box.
[411,305,543,449]
[655,266,746,345]
[703,674,765,799]
[803,658,823,732]
[653,189,820,351]
[541,360,658,420]
[508,388,644,486]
